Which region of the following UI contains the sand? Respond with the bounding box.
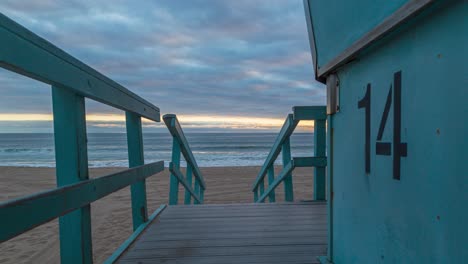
[0,166,315,263]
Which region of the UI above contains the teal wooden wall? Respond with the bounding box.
[306,0,467,263]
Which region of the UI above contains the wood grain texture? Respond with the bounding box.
[117,202,327,263]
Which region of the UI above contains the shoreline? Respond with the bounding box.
[0,166,315,263]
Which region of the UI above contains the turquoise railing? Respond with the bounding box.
[252,106,327,203]
[164,114,206,205]
[0,14,167,263]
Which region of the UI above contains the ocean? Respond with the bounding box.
[0,133,315,167]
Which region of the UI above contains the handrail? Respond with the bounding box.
[163,114,206,205]
[251,114,298,190]
[0,14,164,263]
[0,161,164,242]
[252,106,327,203]
[0,13,159,121]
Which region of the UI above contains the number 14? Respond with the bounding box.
[357,71,407,180]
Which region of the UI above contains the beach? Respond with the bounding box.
[0,166,315,263]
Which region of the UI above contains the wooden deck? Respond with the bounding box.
[117,202,327,264]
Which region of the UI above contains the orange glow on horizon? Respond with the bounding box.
[0,113,314,130]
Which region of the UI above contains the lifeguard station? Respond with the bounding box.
[304,0,467,263]
[1,0,467,263]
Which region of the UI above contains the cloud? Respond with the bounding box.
[0,0,325,131]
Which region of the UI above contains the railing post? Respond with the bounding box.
[267,166,276,202]
[126,112,148,230]
[184,164,193,204]
[282,138,294,201]
[253,187,259,202]
[200,187,205,203]
[314,119,326,200]
[259,178,265,203]
[194,180,200,204]
[169,138,181,205]
[52,86,92,264]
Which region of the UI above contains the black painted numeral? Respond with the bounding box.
[358,71,407,180]
[358,84,371,173]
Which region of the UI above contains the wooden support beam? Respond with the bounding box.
[194,180,201,205]
[282,138,294,202]
[257,161,295,203]
[169,163,201,204]
[163,114,206,189]
[52,85,92,263]
[314,120,326,200]
[293,106,327,121]
[293,157,327,168]
[184,165,193,204]
[126,112,148,230]
[252,114,298,190]
[267,166,276,202]
[169,138,181,205]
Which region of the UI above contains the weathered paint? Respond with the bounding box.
[52,86,92,263]
[126,112,148,230]
[305,0,468,262]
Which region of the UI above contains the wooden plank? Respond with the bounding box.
[293,156,327,167]
[163,114,206,188]
[252,114,298,190]
[123,244,326,259]
[158,207,326,216]
[51,86,92,263]
[120,253,322,264]
[117,203,327,263]
[126,112,148,230]
[293,106,327,121]
[104,205,166,264]
[0,14,160,121]
[146,224,327,235]
[0,161,164,242]
[169,163,202,204]
[132,236,326,249]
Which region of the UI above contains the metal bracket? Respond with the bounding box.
[326,74,340,115]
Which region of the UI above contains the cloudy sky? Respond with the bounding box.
[0,0,324,132]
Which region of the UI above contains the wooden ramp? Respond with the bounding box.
[117,202,327,264]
